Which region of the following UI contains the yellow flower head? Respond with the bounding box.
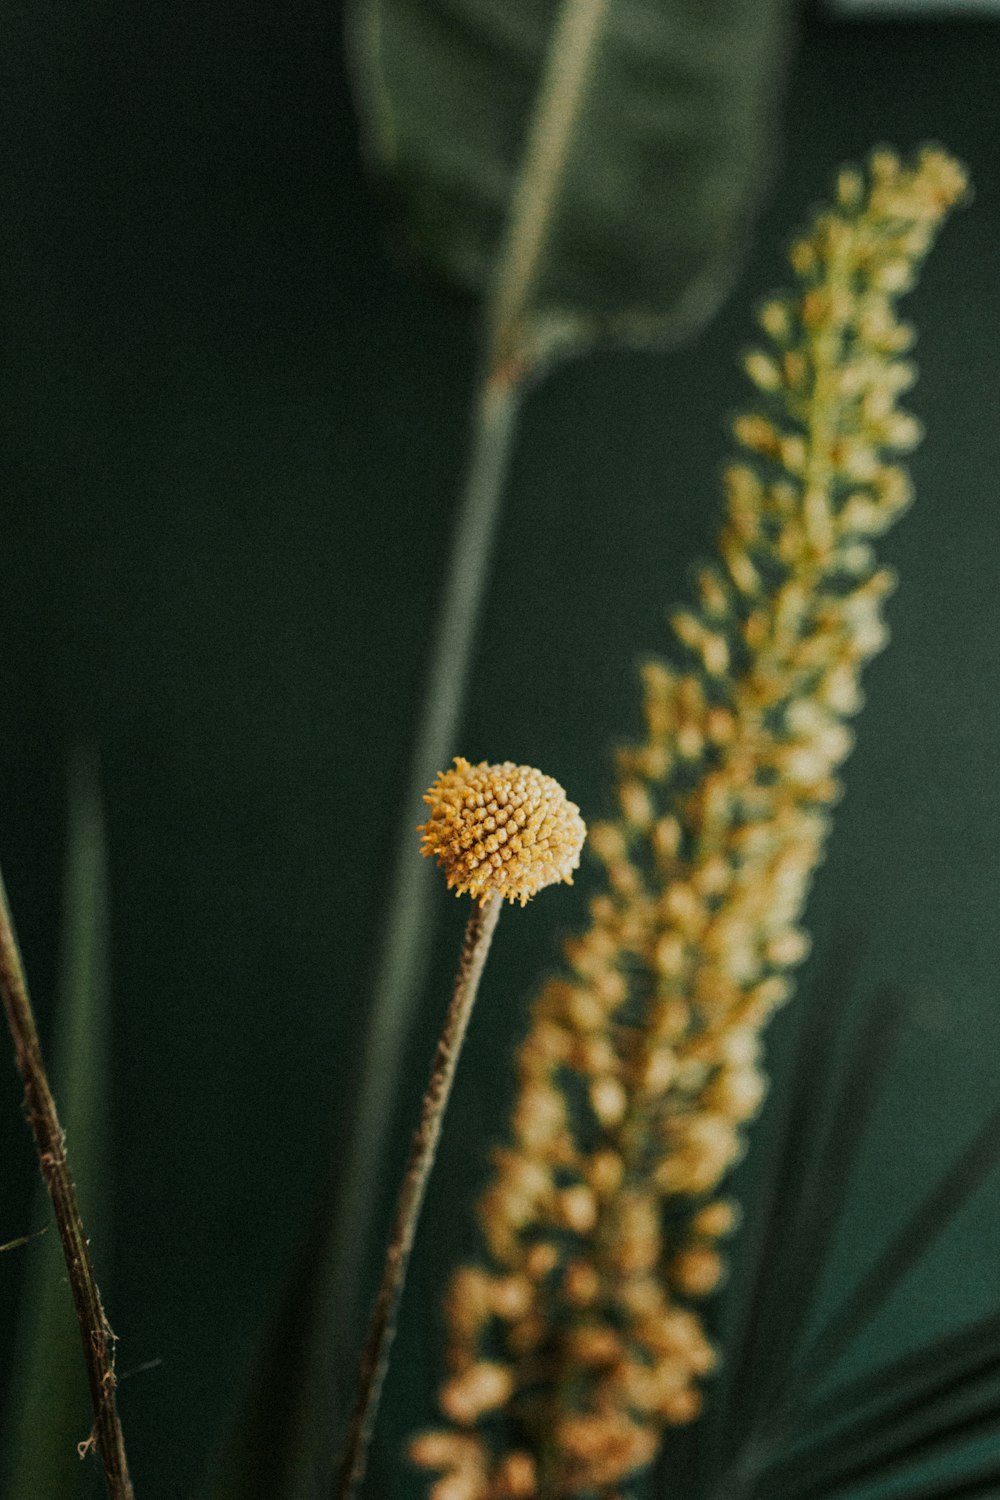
[419,757,586,906]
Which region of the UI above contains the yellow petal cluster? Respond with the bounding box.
[412,147,967,1500]
[419,758,586,906]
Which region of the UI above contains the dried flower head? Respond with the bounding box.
[419,758,586,906]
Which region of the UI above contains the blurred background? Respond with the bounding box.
[0,2,998,1497]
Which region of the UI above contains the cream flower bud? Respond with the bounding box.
[439,1363,515,1425]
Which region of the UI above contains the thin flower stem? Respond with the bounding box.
[337,890,503,1500]
[487,0,610,370]
[0,872,135,1500]
[318,372,523,1445]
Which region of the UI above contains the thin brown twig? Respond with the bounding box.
[337,890,503,1500]
[0,872,135,1500]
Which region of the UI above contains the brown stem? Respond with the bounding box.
[337,890,503,1500]
[0,872,135,1500]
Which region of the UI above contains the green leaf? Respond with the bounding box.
[0,1227,48,1254]
[2,748,112,1500]
[205,1191,338,1500]
[352,0,795,364]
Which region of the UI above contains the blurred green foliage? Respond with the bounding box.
[352,0,792,349]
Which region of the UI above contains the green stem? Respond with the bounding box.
[336,892,503,1500]
[0,872,135,1500]
[300,371,523,1483]
[487,0,611,370]
[312,13,613,1488]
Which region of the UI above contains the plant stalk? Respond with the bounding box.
[0,872,135,1500]
[336,890,503,1500]
[320,11,612,1475]
[312,372,522,1463]
[487,0,610,370]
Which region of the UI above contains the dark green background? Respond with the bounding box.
[1,6,998,1497]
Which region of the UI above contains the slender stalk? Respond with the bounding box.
[486,0,610,370]
[337,891,503,1500]
[313,13,612,1490]
[321,13,612,1478]
[0,872,135,1500]
[312,373,522,1467]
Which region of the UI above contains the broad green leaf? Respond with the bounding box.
[2,749,112,1500]
[353,0,795,363]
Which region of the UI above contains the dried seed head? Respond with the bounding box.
[419,757,586,906]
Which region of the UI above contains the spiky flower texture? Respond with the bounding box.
[411,148,967,1500]
[420,759,587,906]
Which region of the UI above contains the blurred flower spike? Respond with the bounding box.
[419,758,586,907]
[410,146,969,1500]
